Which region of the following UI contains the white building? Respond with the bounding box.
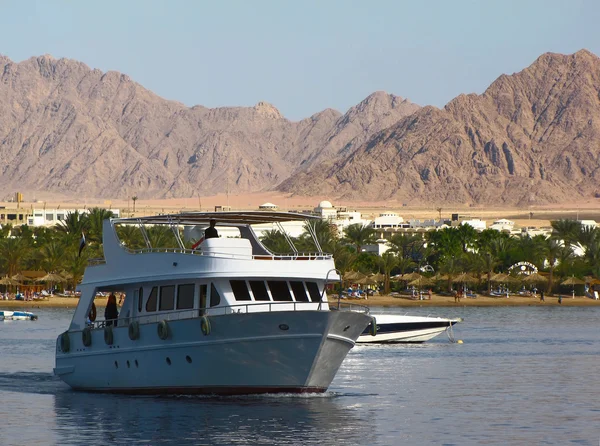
[27,208,121,227]
[372,212,404,229]
[489,218,514,232]
[314,201,338,219]
[258,202,278,211]
[460,219,486,231]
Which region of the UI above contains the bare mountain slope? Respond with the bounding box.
[0,55,418,199]
[279,49,600,205]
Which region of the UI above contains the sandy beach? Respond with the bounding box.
[1,293,598,310]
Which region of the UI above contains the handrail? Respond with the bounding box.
[87,248,333,266]
[84,300,369,331]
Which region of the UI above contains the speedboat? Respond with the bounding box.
[358,314,461,343]
[0,310,38,321]
[54,211,373,395]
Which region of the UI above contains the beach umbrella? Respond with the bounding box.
[402,272,423,282]
[0,276,23,286]
[561,276,585,286]
[343,271,365,281]
[369,273,385,282]
[389,274,404,282]
[586,278,600,286]
[408,276,436,287]
[354,276,378,286]
[452,273,477,284]
[11,273,28,282]
[522,273,548,284]
[35,273,68,283]
[490,273,509,283]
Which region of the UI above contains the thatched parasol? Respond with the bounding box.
[369,273,385,282]
[522,273,548,284]
[35,272,68,283]
[0,276,23,286]
[11,273,28,282]
[561,276,585,286]
[408,276,436,287]
[355,276,378,286]
[402,272,423,282]
[343,271,366,281]
[390,274,405,282]
[452,273,477,284]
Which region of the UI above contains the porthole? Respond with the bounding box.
[135,359,139,368]
[186,355,192,364]
[279,324,289,331]
[114,361,118,369]
[127,360,130,368]
[166,357,172,365]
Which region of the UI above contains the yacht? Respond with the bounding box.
[358,314,461,343]
[54,212,373,395]
[0,310,38,321]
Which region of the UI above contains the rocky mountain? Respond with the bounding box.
[279,49,600,205]
[0,54,419,200]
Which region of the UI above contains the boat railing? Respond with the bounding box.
[86,249,332,266]
[85,300,368,331]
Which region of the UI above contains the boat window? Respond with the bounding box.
[146,286,158,312]
[290,281,310,302]
[137,287,143,312]
[199,284,207,313]
[177,284,195,310]
[210,283,221,307]
[306,282,322,302]
[249,280,270,301]
[268,280,292,302]
[230,280,251,301]
[159,285,175,311]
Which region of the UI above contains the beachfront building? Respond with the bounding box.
[489,218,515,232]
[258,202,278,211]
[26,208,121,227]
[0,206,30,226]
[460,219,487,231]
[372,212,404,229]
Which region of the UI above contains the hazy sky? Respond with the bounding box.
[0,0,598,120]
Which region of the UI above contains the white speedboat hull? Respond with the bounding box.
[358,314,460,343]
[55,310,370,394]
[0,310,38,321]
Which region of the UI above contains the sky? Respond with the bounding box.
[0,0,598,120]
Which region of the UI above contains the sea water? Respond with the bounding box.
[0,306,598,445]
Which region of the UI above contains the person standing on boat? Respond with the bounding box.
[105,293,119,326]
[204,219,219,239]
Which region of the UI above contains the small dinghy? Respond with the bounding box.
[0,310,38,321]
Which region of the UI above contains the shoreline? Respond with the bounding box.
[1,294,598,310]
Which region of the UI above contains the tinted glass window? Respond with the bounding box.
[177,284,195,309]
[230,280,251,301]
[249,281,270,301]
[268,281,292,302]
[210,283,221,307]
[146,287,158,312]
[199,284,208,313]
[306,282,322,302]
[159,285,175,311]
[138,287,143,312]
[290,281,310,302]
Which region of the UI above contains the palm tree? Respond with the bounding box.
[87,207,115,245]
[541,238,568,293]
[298,219,337,252]
[551,219,582,247]
[0,237,31,277]
[57,211,90,245]
[132,196,138,213]
[342,223,376,254]
[378,252,399,294]
[260,230,290,254]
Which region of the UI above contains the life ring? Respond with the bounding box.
[82,327,92,347]
[128,321,140,340]
[200,315,211,336]
[157,320,169,340]
[369,317,377,336]
[104,325,114,345]
[60,332,70,352]
[88,302,97,322]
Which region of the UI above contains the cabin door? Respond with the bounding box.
[199,284,207,316]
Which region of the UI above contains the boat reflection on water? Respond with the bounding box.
[53,389,377,445]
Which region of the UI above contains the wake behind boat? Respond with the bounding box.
[358,314,461,343]
[54,211,373,395]
[0,310,38,321]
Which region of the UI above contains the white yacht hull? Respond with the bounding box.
[55,310,370,394]
[358,314,460,344]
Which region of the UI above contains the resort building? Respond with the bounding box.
[489,218,515,232]
[26,208,121,227]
